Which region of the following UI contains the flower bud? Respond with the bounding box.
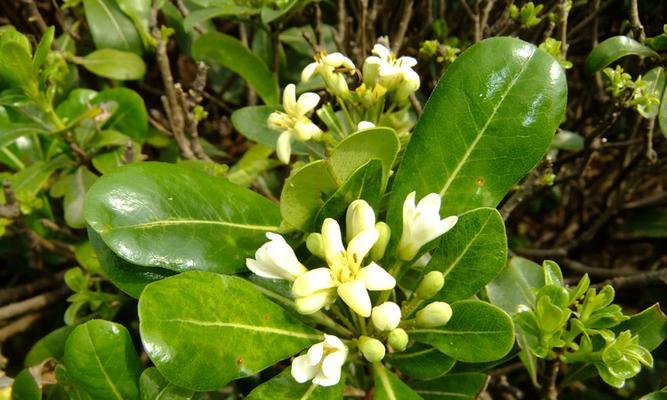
[371,302,401,331]
[346,200,376,242]
[416,302,452,328]
[415,271,445,299]
[358,336,386,362]
[306,233,325,259]
[370,222,391,261]
[387,328,409,352]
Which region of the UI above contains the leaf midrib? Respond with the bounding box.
[374,364,397,400]
[440,211,494,278]
[438,48,536,198]
[91,0,131,49]
[84,324,124,400]
[101,219,281,233]
[150,317,321,340]
[409,329,511,335]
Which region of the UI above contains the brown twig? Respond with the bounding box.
[19,0,48,34]
[541,359,560,400]
[598,269,667,290]
[0,286,69,321]
[628,0,645,41]
[0,271,66,306]
[0,313,42,343]
[392,0,414,53]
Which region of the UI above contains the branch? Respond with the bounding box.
[0,313,41,343]
[0,286,69,321]
[392,0,414,53]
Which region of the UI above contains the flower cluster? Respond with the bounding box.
[266,42,421,164]
[245,192,458,386]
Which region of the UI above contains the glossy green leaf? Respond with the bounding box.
[329,128,399,191]
[63,320,142,400]
[88,228,175,298]
[0,123,47,149]
[91,88,148,143]
[281,129,399,231]
[138,271,321,391]
[372,362,423,400]
[33,26,55,70]
[410,300,515,362]
[411,373,487,400]
[12,368,41,400]
[139,368,196,400]
[227,144,279,188]
[192,32,278,104]
[85,162,281,273]
[585,36,659,74]
[427,207,507,302]
[76,49,146,80]
[487,257,544,314]
[25,325,74,367]
[641,390,667,400]
[11,157,69,196]
[55,88,98,122]
[387,344,455,380]
[116,0,152,48]
[260,0,313,24]
[313,159,383,228]
[615,304,667,351]
[246,368,344,400]
[183,5,260,31]
[83,0,143,54]
[637,67,666,119]
[387,37,567,235]
[64,166,98,229]
[0,41,33,88]
[231,105,320,155]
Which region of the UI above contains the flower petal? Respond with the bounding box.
[346,200,376,242]
[325,52,355,70]
[438,216,458,235]
[283,84,297,115]
[313,367,341,387]
[321,350,346,378]
[398,56,418,68]
[347,228,379,267]
[295,92,320,116]
[294,120,322,141]
[307,342,324,365]
[322,218,346,266]
[264,233,307,280]
[245,258,285,280]
[416,192,441,216]
[294,289,336,315]
[301,62,318,82]
[372,44,391,61]
[337,279,371,317]
[291,354,318,383]
[276,131,292,164]
[324,334,346,351]
[292,268,336,297]
[360,262,396,291]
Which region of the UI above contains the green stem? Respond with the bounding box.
[330,303,357,334]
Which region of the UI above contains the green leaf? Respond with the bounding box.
[313,159,383,228]
[63,320,142,400]
[661,76,667,138]
[64,166,98,229]
[55,88,98,122]
[12,368,41,400]
[409,300,515,363]
[0,123,47,149]
[116,0,152,49]
[88,228,175,298]
[387,344,455,380]
[637,67,666,119]
[83,0,143,54]
[85,162,281,274]
[614,304,667,351]
[192,32,278,104]
[641,390,667,400]
[138,271,321,391]
[281,128,399,231]
[411,373,487,400]
[231,105,319,155]
[33,26,55,70]
[246,368,344,400]
[0,41,34,89]
[387,37,567,233]
[329,127,399,192]
[139,367,196,400]
[487,257,544,314]
[227,144,279,188]
[183,5,260,32]
[11,157,69,197]
[76,49,146,80]
[585,36,659,75]
[91,88,148,143]
[260,0,313,24]
[372,362,423,400]
[25,325,75,367]
[427,207,507,302]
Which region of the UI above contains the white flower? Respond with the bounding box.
[302,51,355,98]
[363,44,419,93]
[356,121,376,130]
[371,302,402,331]
[345,199,376,242]
[292,334,347,387]
[398,192,458,261]
[267,84,322,164]
[246,233,308,281]
[293,215,396,317]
